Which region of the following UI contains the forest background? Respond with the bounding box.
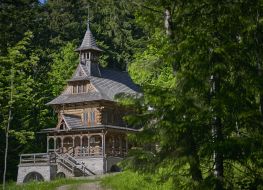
[0,0,263,189]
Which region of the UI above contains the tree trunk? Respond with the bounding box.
[188,131,203,182]
[3,109,11,190]
[212,117,224,190]
[211,73,224,190]
[254,9,263,120]
[164,8,172,37]
[258,62,263,119]
[3,68,13,190]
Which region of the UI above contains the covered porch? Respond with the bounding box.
[47,130,129,158]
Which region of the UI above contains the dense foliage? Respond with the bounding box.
[0,0,263,189]
[123,0,263,189]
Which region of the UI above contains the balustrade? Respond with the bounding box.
[47,134,128,158]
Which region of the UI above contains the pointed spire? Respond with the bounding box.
[76,7,102,52]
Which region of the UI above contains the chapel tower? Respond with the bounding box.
[17,20,139,183]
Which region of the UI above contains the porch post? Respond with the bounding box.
[88,135,90,156]
[80,135,83,147]
[47,136,49,153]
[80,135,83,157]
[112,136,115,155]
[61,137,64,153]
[126,136,128,155]
[120,136,122,156]
[72,135,75,156]
[102,132,105,157]
[54,137,56,152]
[103,131,107,157]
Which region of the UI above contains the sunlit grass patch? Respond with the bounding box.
[1,178,93,190]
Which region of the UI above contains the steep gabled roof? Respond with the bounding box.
[47,21,140,106]
[46,67,140,105]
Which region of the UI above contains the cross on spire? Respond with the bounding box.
[75,5,102,52]
[87,4,90,30]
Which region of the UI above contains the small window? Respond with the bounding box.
[90,111,96,126]
[73,85,77,93]
[78,85,83,93]
[72,83,87,94]
[103,111,108,124]
[83,112,88,125]
[60,122,66,130]
[83,84,86,92]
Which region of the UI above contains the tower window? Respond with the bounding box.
[73,85,77,93]
[72,83,87,94]
[78,85,83,93]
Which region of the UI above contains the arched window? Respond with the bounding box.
[23,172,44,183]
[60,121,66,130]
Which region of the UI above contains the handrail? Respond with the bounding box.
[80,162,96,175]
[55,152,95,176]
[64,147,74,154]
[54,152,76,168]
[63,153,95,175]
[20,153,48,156]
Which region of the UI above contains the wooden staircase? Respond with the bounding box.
[54,151,95,177]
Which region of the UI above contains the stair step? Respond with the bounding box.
[53,152,95,177]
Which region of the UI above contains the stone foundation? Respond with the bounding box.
[17,164,57,184]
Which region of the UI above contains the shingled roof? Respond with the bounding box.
[75,24,102,52]
[47,22,139,106]
[47,62,140,105]
[63,114,82,128]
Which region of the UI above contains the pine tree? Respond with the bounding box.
[0,31,37,188]
[124,0,263,189]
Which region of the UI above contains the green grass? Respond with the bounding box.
[1,178,93,190]
[101,171,173,190]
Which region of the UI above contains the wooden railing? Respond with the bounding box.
[54,152,95,176]
[74,147,103,157]
[19,152,95,176]
[106,148,127,157]
[19,153,55,165]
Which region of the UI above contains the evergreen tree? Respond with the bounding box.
[0,32,37,185]
[48,42,79,96]
[124,0,263,189]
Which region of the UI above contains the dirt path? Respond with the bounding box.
[56,181,110,190]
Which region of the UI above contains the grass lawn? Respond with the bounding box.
[0,178,94,190]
